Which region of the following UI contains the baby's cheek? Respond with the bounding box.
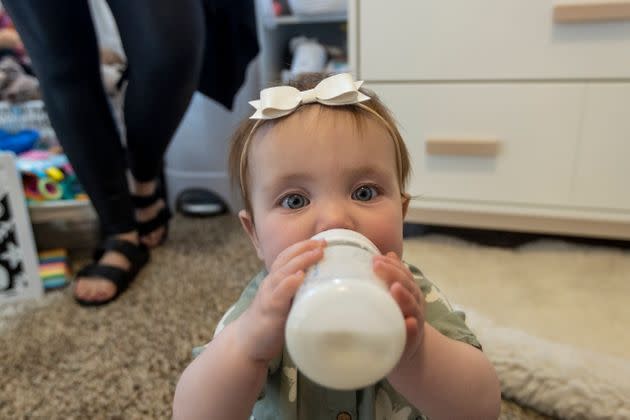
[375,236,404,258]
[263,237,299,271]
[264,247,283,271]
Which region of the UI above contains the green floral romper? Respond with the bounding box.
[194,263,481,420]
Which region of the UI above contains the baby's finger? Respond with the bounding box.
[383,253,421,302]
[373,256,421,303]
[382,252,417,283]
[387,252,417,280]
[268,245,324,290]
[372,255,400,286]
[271,270,306,313]
[404,317,420,339]
[270,239,326,273]
[390,282,421,320]
[402,317,422,357]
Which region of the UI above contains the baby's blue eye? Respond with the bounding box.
[352,185,378,201]
[281,194,310,209]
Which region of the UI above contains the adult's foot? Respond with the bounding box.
[131,178,169,248]
[73,231,140,304]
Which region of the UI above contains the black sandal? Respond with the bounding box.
[74,238,149,307]
[132,184,172,246]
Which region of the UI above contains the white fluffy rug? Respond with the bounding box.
[465,308,630,419]
[403,234,630,418]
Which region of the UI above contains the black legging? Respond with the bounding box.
[4,0,204,235]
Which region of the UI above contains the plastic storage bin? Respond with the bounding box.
[164,60,261,214]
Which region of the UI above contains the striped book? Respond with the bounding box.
[38,248,71,290]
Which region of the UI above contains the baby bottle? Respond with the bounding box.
[285,229,406,390]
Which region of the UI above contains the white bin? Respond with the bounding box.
[164,59,261,214]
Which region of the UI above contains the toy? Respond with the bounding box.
[15,150,85,202]
[0,128,39,154]
[38,248,71,290]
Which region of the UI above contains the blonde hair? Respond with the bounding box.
[228,72,411,216]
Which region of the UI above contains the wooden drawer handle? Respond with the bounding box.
[425,138,500,157]
[554,1,630,23]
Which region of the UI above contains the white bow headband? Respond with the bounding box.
[249,73,371,120]
[240,73,405,201]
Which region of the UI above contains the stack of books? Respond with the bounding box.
[38,248,71,290]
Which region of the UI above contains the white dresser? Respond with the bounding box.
[349,0,630,239]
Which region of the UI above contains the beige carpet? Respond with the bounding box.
[0,214,596,419]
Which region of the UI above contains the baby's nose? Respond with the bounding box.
[316,202,355,233]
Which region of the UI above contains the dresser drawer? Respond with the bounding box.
[372,83,584,206]
[359,0,630,81]
[570,83,630,211]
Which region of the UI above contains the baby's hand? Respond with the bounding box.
[237,239,326,364]
[373,252,426,370]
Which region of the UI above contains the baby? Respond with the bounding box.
[173,73,501,419]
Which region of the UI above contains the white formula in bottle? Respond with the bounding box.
[285,229,406,390]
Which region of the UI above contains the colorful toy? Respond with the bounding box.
[15,150,85,202]
[0,128,39,154]
[38,248,71,290]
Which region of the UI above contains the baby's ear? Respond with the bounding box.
[238,210,264,260]
[401,193,411,218]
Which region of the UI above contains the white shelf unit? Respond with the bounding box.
[254,0,348,87]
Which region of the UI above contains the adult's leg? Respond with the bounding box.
[4,1,143,303]
[3,0,135,236]
[108,0,205,246]
[108,0,204,182]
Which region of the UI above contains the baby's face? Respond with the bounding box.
[239,106,409,270]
